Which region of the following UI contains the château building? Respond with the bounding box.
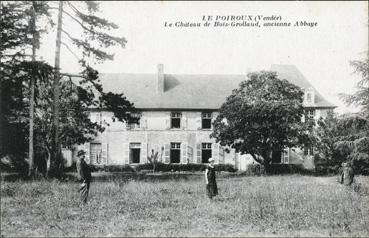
[64,64,335,170]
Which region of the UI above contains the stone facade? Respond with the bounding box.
[74,110,236,166]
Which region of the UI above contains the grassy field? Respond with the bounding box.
[1,174,369,237]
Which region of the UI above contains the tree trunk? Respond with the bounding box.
[0,76,3,157]
[261,150,272,174]
[45,146,51,178]
[28,2,37,177]
[52,1,63,176]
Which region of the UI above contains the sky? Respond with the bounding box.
[38,1,368,114]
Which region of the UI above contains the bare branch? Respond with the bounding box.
[61,41,80,61]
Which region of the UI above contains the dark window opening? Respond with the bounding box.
[202,113,212,129]
[171,113,181,129]
[272,150,282,163]
[170,143,181,163]
[130,149,141,164]
[130,143,141,163]
[201,143,212,163]
[304,146,314,156]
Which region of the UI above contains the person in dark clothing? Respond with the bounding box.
[76,150,92,204]
[339,162,355,186]
[205,157,218,199]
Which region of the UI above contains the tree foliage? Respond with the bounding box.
[339,57,369,115]
[1,1,135,177]
[211,71,311,172]
[313,112,369,174]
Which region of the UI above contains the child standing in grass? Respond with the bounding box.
[205,157,218,199]
[340,162,355,186]
[76,150,92,204]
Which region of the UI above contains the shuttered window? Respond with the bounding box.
[201,143,212,163]
[170,143,181,163]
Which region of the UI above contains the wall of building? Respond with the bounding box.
[73,106,333,170]
[75,110,236,166]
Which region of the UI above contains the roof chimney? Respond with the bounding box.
[157,64,164,94]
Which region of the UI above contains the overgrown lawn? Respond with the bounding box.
[1,175,368,237]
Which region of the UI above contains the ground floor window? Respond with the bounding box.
[90,143,102,164]
[130,143,141,164]
[272,150,282,163]
[304,146,314,156]
[170,143,181,163]
[201,143,212,163]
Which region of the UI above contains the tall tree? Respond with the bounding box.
[49,1,128,173]
[339,57,369,116]
[211,71,311,173]
[1,1,134,177]
[313,112,369,174]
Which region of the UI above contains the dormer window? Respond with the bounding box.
[306,93,312,104]
[171,112,181,128]
[305,88,315,105]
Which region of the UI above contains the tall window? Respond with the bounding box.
[202,113,212,129]
[129,143,141,164]
[170,143,181,163]
[171,112,181,128]
[304,145,314,156]
[201,143,212,163]
[90,143,102,164]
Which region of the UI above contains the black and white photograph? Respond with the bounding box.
[1,1,368,237]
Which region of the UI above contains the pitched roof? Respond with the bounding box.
[98,65,335,110]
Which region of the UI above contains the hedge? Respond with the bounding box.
[83,162,237,173]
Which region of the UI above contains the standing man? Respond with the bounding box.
[339,162,355,186]
[205,158,218,199]
[76,150,92,204]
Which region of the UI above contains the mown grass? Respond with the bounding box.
[1,174,369,237]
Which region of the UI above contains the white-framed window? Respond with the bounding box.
[305,109,315,119]
[171,112,182,129]
[306,92,313,104]
[170,142,181,163]
[202,113,212,129]
[90,143,102,164]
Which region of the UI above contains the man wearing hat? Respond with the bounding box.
[205,157,218,199]
[76,150,92,204]
[339,161,354,186]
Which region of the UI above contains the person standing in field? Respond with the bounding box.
[339,162,355,186]
[76,150,92,204]
[205,157,218,199]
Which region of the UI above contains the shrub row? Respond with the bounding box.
[266,164,313,175]
[85,162,237,173]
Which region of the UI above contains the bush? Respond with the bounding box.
[245,163,264,175]
[89,164,136,173]
[267,164,311,175]
[135,162,237,173]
